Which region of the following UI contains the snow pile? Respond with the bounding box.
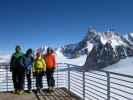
[104,57,133,75]
[57,54,87,66]
[0,54,11,63]
[55,48,65,59]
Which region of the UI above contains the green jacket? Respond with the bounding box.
[10,52,24,71]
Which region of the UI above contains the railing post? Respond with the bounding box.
[83,71,85,100]
[107,72,110,100]
[6,65,8,92]
[57,65,59,88]
[68,64,70,91]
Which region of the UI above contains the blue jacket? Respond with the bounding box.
[20,55,34,71]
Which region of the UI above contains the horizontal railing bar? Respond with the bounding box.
[97,70,133,79]
[85,77,107,86]
[110,97,119,100]
[88,71,107,77]
[70,81,83,89]
[85,96,97,100]
[71,85,83,91]
[111,81,133,89]
[85,85,107,96]
[110,77,133,83]
[70,87,83,95]
[85,74,107,82]
[85,92,99,100]
[70,71,83,74]
[70,76,83,82]
[86,81,107,91]
[70,72,83,77]
[110,86,133,96]
[110,95,120,100]
[110,91,133,100]
[70,80,83,86]
[86,91,118,100]
[85,88,107,99]
[70,75,83,81]
[70,73,83,77]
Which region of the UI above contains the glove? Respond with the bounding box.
[41,71,46,76]
[26,70,30,75]
[52,67,55,71]
[10,69,12,72]
[10,67,12,72]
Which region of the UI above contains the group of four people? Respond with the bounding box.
[10,45,56,95]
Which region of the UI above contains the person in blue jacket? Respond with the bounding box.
[20,49,34,93]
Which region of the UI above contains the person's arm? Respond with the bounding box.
[19,56,25,68]
[26,57,34,70]
[42,59,46,71]
[30,57,34,69]
[32,60,35,73]
[32,60,37,77]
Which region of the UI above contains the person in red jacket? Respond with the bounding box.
[44,48,56,92]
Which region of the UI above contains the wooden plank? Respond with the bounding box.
[0,88,83,100]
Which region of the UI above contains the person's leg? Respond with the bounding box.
[47,69,55,92]
[26,71,32,91]
[46,70,51,88]
[18,69,25,94]
[36,73,40,92]
[38,72,43,89]
[51,70,55,88]
[12,70,18,93]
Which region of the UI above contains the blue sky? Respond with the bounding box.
[0,0,133,54]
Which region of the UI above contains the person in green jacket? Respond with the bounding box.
[10,45,25,95]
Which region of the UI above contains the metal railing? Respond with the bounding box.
[65,64,133,100]
[0,63,68,92]
[1,63,133,100]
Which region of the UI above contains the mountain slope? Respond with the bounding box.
[62,29,133,69]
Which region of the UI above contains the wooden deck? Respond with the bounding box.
[0,88,82,100]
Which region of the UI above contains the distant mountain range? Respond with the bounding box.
[61,29,133,69]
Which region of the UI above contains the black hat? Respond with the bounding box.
[16,45,21,49]
[26,48,33,54]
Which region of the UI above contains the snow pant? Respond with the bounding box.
[12,68,25,91]
[35,72,44,90]
[46,69,55,87]
[25,71,32,90]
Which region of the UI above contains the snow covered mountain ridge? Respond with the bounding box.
[63,29,133,57]
[62,29,133,69]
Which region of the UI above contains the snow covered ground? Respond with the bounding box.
[56,49,133,76]
[0,54,10,63]
[104,57,133,76]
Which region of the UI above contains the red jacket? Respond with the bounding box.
[44,53,56,69]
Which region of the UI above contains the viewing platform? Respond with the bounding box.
[1,63,133,100]
[0,88,81,100]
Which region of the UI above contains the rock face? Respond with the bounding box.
[63,29,133,69]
